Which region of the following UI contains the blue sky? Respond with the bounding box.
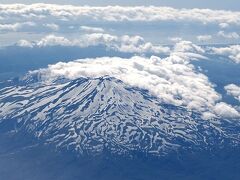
[1,0,240,10]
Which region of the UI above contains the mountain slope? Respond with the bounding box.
[0,76,239,157]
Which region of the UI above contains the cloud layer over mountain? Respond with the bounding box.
[0,3,239,119]
[30,41,239,119]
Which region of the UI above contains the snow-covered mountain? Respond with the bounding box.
[0,75,240,157]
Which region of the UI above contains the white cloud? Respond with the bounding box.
[0,23,21,31]
[169,37,182,43]
[0,22,35,32]
[44,23,59,31]
[117,35,170,54]
[174,41,205,54]
[82,33,118,46]
[211,45,240,63]
[213,102,240,118]
[225,84,240,102]
[35,35,72,47]
[218,31,240,39]
[0,4,240,45]
[30,41,239,119]
[219,23,229,29]
[80,26,105,33]
[0,4,240,25]
[197,35,212,42]
[17,33,170,54]
[16,39,34,48]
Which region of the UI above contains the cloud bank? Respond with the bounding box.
[30,41,239,119]
[17,34,170,54]
[212,45,240,63]
[0,4,240,45]
[1,4,240,25]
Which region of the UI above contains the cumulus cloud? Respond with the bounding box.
[44,23,59,31]
[174,41,205,54]
[17,33,170,54]
[169,37,183,43]
[35,35,72,47]
[218,31,240,39]
[16,39,34,48]
[212,45,240,63]
[30,41,239,119]
[225,84,240,102]
[0,22,35,32]
[0,4,240,25]
[213,102,240,118]
[80,26,105,33]
[117,35,170,54]
[0,23,21,31]
[197,35,212,42]
[219,23,229,29]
